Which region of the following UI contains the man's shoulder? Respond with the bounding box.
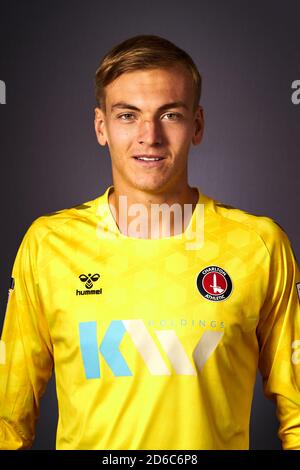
[22,195,98,246]
[204,194,290,251]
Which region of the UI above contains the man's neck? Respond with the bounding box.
[108,183,199,239]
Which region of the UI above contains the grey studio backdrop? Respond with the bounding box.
[0,0,299,450]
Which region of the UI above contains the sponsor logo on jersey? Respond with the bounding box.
[296,282,300,304]
[196,266,233,301]
[76,273,102,296]
[0,340,5,365]
[6,277,15,305]
[79,319,224,378]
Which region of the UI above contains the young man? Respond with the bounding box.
[0,35,299,450]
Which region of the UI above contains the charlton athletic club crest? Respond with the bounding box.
[196,266,233,302]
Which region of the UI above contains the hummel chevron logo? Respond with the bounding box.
[79,320,223,378]
[76,273,102,296]
[79,273,100,289]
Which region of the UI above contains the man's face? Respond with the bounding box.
[94,66,204,194]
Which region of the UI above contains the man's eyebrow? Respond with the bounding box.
[111,101,189,112]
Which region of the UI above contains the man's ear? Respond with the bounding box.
[94,107,108,146]
[192,105,204,145]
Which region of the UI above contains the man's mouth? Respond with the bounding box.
[132,155,166,167]
[133,155,165,161]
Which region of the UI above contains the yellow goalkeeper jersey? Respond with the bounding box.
[0,185,299,450]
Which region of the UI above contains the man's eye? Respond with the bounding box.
[118,113,135,120]
[163,113,182,120]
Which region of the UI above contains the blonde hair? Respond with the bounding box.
[95,34,202,113]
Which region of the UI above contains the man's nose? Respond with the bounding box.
[137,119,163,145]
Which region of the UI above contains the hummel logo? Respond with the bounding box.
[79,273,100,289]
[76,273,102,296]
